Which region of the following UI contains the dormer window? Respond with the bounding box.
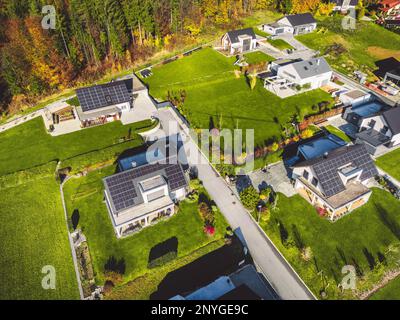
[381,126,389,134]
[311,177,318,187]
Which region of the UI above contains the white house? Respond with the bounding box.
[339,89,372,107]
[292,144,378,221]
[355,107,400,154]
[221,28,258,55]
[261,13,317,36]
[330,0,359,12]
[103,156,188,238]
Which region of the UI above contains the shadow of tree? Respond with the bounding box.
[336,246,348,266]
[377,203,400,240]
[71,209,80,230]
[104,256,126,275]
[291,224,304,250]
[362,247,376,271]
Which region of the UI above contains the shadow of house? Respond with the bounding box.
[148,237,178,268]
[150,236,246,300]
[374,58,400,79]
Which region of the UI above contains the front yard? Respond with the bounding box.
[143,47,333,148]
[0,168,79,299]
[63,166,229,297]
[261,188,400,299]
[376,148,400,181]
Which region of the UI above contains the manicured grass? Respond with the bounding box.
[267,38,294,51]
[325,125,352,142]
[63,166,229,286]
[261,189,400,299]
[0,174,79,299]
[296,17,400,77]
[369,276,400,300]
[244,51,275,64]
[0,117,150,176]
[376,148,400,181]
[143,48,333,147]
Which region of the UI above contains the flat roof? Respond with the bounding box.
[298,134,347,160]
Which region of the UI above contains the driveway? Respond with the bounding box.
[152,107,315,300]
[248,162,296,197]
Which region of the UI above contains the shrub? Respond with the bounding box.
[270,142,279,152]
[240,186,260,210]
[300,129,314,139]
[148,251,177,269]
[301,247,313,262]
[198,202,215,225]
[204,225,215,236]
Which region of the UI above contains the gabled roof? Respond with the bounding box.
[282,13,316,27]
[289,57,332,79]
[294,144,378,197]
[382,107,400,135]
[76,80,130,112]
[104,157,188,214]
[226,28,256,43]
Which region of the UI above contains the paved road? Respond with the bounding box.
[152,108,315,300]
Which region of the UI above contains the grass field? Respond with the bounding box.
[63,166,229,287]
[0,174,79,299]
[369,276,400,300]
[267,38,294,50]
[296,17,400,77]
[0,117,152,176]
[261,189,400,299]
[244,51,275,64]
[143,47,333,147]
[376,148,400,181]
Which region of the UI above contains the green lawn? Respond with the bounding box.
[0,117,151,176]
[63,166,229,287]
[261,189,400,299]
[143,47,333,147]
[325,125,352,142]
[267,38,294,51]
[0,173,79,299]
[376,148,400,181]
[244,51,275,64]
[369,276,400,300]
[296,17,400,77]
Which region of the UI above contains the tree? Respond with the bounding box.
[240,186,260,209]
[249,72,257,90]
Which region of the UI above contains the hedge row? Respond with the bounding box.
[61,138,144,174]
[148,251,177,269]
[0,161,58,189]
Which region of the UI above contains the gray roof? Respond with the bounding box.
[383,107,400,135]
[294,144,378,197]
[356,129,391,147]
[330,0,358,6]
[290,57,332,79]
[226,28,256,43]
[103,158,188,214]
[283,13,316,27]
[76,80,130,112]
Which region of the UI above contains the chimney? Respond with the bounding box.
[323,152,328,158]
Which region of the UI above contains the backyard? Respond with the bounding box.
[63,166,230,297]
[142,47,333,148]
[376,148,400,181]
[296,16,400,78]
[261,188,400,299]
[0,169,79,299]
[0,117,153,176]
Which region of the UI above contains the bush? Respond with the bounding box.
[300,129,314,139]
[148,251,177,269]
[198,202,215,226]
[204,225,216,236]
[240,186,260,210]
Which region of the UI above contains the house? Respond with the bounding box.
[384,66,400,87]
[379,0,400,19]
[339,89,372,107]
[261,13,317,36]
[330,0,359,12]
[292,144,378,220]
[354,107,400,154]
[76,79,132,127]
[221,28,257,55]
[170,265,276,301]
[103,135,188,238]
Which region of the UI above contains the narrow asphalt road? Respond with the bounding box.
[152,108,315,300]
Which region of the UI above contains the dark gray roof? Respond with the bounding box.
[226,28,256,43]
[356,129,391,147]
[294,144,378,197]
[76,80,130,112]
[290,57,332,79]
[103,158,188,213]
[383,107,400,135]
[330,0,358,6]
[283,13,316,27]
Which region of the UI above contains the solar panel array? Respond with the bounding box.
[76,81,130,112]
[312,144,378,197]
[104,162,187,213]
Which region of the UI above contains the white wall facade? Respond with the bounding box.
[277,64,332,89]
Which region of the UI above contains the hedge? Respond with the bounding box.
[0,161,58,189]
[148,251,177,269]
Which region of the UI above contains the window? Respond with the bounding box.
[303,170,309,180]
[368,119,376,128]
[311,177,318,187]
[381,126,389,134]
